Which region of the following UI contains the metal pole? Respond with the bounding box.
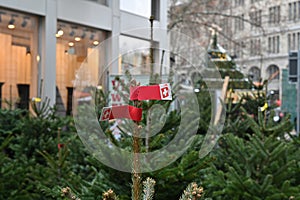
[297,50,300,136]
[149,16,154,84]
[160,50,165,83]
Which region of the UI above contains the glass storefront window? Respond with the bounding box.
[119,35,151,75]
[56,21,107,115]
[120,0,151,18]
[0,8,38,109]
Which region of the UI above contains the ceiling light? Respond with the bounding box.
[56,28,64,37]
[8,24,15,29]
[68,42,74,47]
[74,36,81,42]
[8,18,15,29]
[93,40,99,46]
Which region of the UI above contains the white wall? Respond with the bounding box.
[0,0,46,15]
[57,0,112,31]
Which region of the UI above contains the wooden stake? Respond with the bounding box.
[132,123,141,200]
[132,95,141,200]
[214,76,229,125]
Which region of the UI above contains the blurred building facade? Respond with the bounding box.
[0,0,168,115]
[168,0,300,106]
[167,0,233,89]
[217,0,300,102]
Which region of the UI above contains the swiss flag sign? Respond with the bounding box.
[100,107,112,121]
[130,83,172,101]
[159,83,172,100]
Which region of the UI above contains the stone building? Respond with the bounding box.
[168,0,300,103]
[217,0,300,101]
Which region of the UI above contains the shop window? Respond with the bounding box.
[56,21,107,115]
[119,35,152,75]
[0,8,38,109]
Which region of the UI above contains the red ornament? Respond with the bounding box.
[58,143,64,149]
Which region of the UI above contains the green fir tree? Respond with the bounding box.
[200,96,300,200]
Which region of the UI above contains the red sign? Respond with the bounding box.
[130,83,172,101]
[99,105,142,121]
[100,107,112,121]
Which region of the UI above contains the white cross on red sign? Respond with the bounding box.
[161,87,169,98]
[100,107,112,121]
[159,83,172,100]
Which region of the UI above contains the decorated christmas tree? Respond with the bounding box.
[90,72,212,200]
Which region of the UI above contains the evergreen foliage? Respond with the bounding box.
[1,75,299,199]
[142,177,155,200]
[0,101,114,200]
[200,96,300,200]
[0,86,211,200]
[94,75,213,199]
[179,182,204,200]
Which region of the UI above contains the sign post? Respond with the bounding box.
[297,50,300,136]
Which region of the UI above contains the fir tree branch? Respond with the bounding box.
[142,177,156,200]
[179,182,204,200]
[102,189,119,200]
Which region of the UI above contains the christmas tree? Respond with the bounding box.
[199,91,300,199]
[89,74,212,199]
